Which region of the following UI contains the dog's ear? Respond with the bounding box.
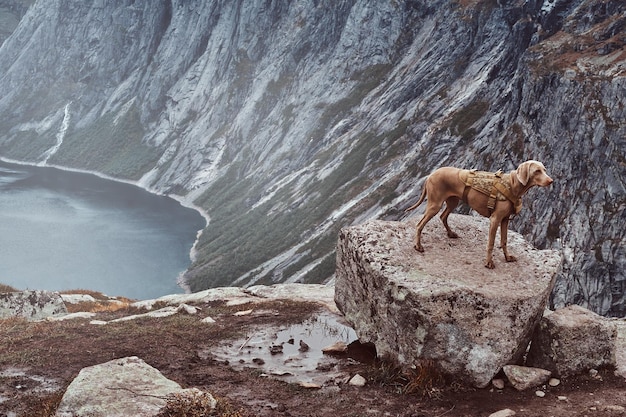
[517,161,531,186]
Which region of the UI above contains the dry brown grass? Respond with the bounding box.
[157,390,250,417]
[366,359,447,398]
[0,283,18,292]
[60,289,136,314]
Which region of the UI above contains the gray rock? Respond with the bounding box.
[502,365,551,391]
[55,356,215,417]
[335,215,561,388]
[0,291,67,320]
[615,320,626,380]
[489,409,516,417]
[526,305,617,377]
[348,374,367,387]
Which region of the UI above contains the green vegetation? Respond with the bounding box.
[441,100,489,143]
[50,103,161,179]
[187,114,410,290]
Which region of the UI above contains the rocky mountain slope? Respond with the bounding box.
[0,0,624,315]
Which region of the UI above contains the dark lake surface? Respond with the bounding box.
[0,160,206,299]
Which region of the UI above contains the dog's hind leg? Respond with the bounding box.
[414,202,442,252]
[440,197,460,238]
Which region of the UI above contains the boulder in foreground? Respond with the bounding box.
[335,215,561,388]
[55,356,215,417]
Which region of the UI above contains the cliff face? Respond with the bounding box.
[0,0,624,315]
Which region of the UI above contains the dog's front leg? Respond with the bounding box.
[485,215,499,269]
[500,217,517,263]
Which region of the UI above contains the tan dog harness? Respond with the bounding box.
[459,169,522,215]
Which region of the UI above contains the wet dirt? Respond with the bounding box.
[209,312,360,386]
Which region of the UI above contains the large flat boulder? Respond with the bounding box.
[55,356,215,417]
[335,215,561,388]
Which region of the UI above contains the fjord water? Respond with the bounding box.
[0,160,205,299]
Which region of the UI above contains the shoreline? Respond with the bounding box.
[0,156,210,295]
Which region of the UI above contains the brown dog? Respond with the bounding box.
[405,160,553,268]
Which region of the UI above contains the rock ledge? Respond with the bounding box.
[335,215,561,388]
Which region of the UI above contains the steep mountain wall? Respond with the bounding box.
[0,0,624,315]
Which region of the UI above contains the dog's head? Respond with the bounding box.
[516,160,553,187]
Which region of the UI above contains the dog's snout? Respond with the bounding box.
[545,175,554,186]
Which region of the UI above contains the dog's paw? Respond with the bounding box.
[505,255,517,263]
[414,244,424,253]
[484,260,496,269]
[447,231,459,239]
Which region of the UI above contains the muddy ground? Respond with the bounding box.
[0,295,624,417]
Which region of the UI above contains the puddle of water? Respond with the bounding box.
[0,367,61,405]
[208,313,360,386]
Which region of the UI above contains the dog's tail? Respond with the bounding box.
[404,181,427,212]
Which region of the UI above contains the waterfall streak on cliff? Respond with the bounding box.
[41,103,71,165]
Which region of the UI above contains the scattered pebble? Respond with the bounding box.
[269,344,283,355]
[176,303,199,314]
[557,396,568,402]
[349,374,366,387]
[234,309,253,316]
[488,409,516,417]
[299,340,310,352]
[535,390,546,398]
[492,378,505,390]
[201,316,216,324]
[299,381,322,389]
[322,341,348,354]
[589,369,603,381]
[548,378,560,387]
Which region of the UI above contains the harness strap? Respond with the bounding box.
[458,169,522,215]
[462,185,471,204]
[487,170,503,212]
[494,180,523,214]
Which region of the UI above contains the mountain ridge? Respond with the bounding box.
[0,0,624,315]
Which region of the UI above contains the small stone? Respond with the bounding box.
[348,374,366,387]
[298,381,322,389]
[604,405,626,412]
[588,369,603,380]
[201,316,216,324]
[269,344,283,355]
[234,309,254,316]
[322,341,348,354]
[299,340,310,352]
[557,396,567,402]
[176,303,199,314]
[503,365,551,391]
[90,320,108,325]
[535,390,546,398]
[492,378,505,390]
[548,378,560,387]
[488,409,516,417]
